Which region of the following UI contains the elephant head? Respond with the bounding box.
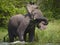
[26,2,48,30]
[26,2,43,20]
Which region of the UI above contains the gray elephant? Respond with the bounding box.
[8,3,48,42]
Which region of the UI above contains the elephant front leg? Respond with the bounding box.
[29,30,35,42]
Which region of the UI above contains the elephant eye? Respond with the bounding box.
[34,13,37,15]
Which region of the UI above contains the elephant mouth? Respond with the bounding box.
[37,25,47,30]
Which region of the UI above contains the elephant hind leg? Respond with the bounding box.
[24,32,27,41]
[8,33,14,42]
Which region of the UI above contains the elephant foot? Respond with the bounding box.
[11,41,26,44]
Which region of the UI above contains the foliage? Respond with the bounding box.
[38,0,60,20]
[52,0,60,19]
[0,0,27,27]
[0,0,60,26]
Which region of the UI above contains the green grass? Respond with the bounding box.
[0,20,60,43]
[35,20,60,43]
[0,27,7,42]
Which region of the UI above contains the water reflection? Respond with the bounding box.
[0,42,60,45]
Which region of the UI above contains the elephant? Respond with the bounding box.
[7,3,48,42]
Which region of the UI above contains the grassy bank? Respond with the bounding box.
[35,20,60,43]
[0,27,7,42]
[0,20,60,43]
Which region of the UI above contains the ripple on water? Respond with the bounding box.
[0,42,60,45]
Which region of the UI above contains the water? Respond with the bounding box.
[0,42,60,45]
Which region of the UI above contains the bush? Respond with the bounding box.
[0,0,27,27]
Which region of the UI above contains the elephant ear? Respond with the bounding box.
[26,4,33,14]
[26,3,38,14]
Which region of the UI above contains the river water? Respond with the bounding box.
[0,41,60,45]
